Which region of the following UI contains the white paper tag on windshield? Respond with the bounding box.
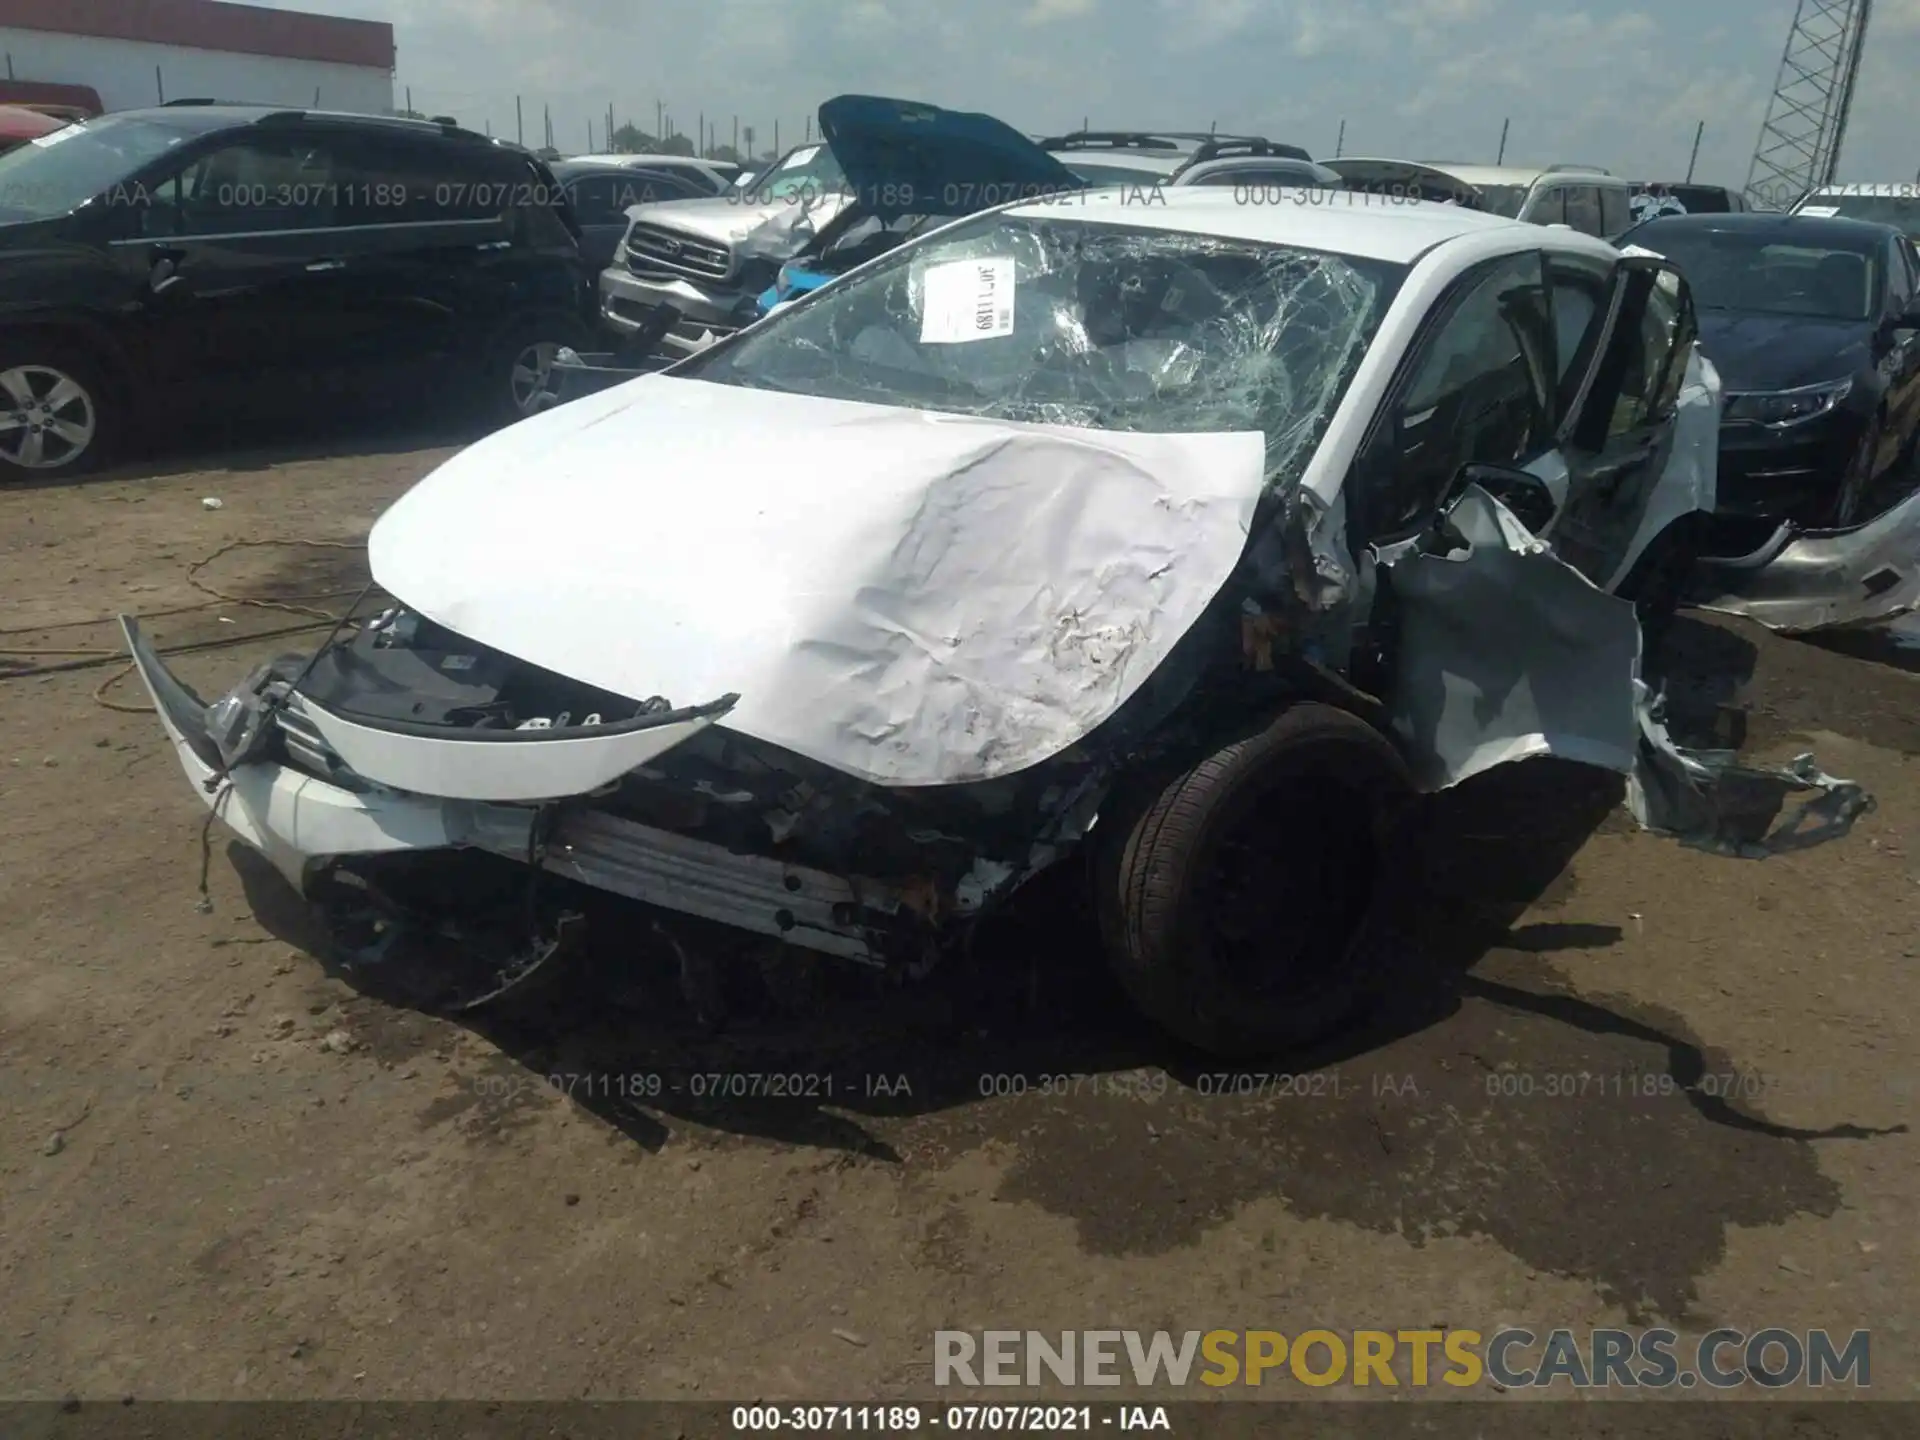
[780,145,820,171]
[920,257,1015,343]
[1797,205,1841,217]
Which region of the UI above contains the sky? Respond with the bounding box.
[260,0,1920,185]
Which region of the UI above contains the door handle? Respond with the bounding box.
[305,258,347,273]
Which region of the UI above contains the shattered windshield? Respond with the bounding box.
[688,210,1404,484]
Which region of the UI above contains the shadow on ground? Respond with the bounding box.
[6,397,486,494]
[229,725,1905,1323]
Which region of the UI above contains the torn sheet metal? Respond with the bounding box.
[1599,345,1722,590]
[368,375,1267,788]
[1628,689,1873,857]
[1695,483,1920,632]
[1384,485,1644,790]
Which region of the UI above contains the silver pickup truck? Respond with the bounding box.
[597,141,852,359]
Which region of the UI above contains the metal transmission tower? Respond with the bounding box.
[1744,0,1872,208]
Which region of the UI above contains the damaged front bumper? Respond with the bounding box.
[1692,483,1920,633]
[121,618,964,964]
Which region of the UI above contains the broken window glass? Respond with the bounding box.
[1350,251,1554,536]
[690,211,1406,488]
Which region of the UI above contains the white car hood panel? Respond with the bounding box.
[369,376,1267,787]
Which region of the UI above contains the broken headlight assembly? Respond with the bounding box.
[203,658,302,770]
[1722,376,1852,428]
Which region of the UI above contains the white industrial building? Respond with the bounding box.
[0,0,394,116]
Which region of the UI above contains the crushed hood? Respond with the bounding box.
[817,94,1084,220]
[367,376,1267,787]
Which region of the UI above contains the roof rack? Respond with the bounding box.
[1544,162,1610,174]
[1185,137,1312,165]
[252,108,490,141]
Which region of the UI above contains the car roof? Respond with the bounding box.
[105,103,500,146]
[1002,185,1569,262]
[1058,150,1185,176]
[1803,183,1920,196]
[1631,211,1900,246]
[1415,163,1617,187]
[607,153,718,167]
[551,158,683,174]
[1174,156,1342,185]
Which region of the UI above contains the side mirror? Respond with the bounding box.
[1443,462,1558,535]
[1891,301,1920,332]
[148,256,183,295]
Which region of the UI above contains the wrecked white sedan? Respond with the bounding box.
[127,189,1731,1056]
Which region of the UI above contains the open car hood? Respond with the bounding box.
[816,94,1084,220]
[367,376,1266,787]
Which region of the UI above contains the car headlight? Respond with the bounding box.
[1723,377,1852,428]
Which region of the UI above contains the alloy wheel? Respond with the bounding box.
[0,364,96,470]
[509,342,564,417]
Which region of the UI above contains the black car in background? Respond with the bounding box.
[0,104,595,479]
[548,159,715,271]
[1621,212,1920,531]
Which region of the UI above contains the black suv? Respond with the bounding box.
[0,103,594,478]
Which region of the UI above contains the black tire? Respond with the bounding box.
[0,337,118,482]
[1614,515,1699,656]
[1092,702,1414,1058]
[484,314,589,427]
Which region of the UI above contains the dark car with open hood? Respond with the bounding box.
[1620,211,1920,536]
[0,103,594,480]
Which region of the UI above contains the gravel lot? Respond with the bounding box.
[2,419,1917,1405]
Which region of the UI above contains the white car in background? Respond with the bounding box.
[1791,183,1920,244]
[1326,160,1636,240]
[128,188,1742,1057]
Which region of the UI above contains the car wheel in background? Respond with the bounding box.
[1830,411,1883,528]
[1091,702,1414,1059]
[0,341,116,481]
[487,316,589,426]
[1614,514,1700,657]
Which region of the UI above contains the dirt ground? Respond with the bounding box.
[2,418,1918,1408]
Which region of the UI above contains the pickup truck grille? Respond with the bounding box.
[625,223,731,281]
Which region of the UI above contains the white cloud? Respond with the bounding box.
[251,0,1920,181]
[1024,0,1097,23]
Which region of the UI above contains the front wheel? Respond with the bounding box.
[0,342,117,481]
[486,317,588,426]
[1614,515,1700,656]
[1092,703,1414,1058]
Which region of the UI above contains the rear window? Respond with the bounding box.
[1799,191,1920,237]
[0,114,196,221]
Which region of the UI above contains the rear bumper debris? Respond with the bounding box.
[1693,483,1920,632]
